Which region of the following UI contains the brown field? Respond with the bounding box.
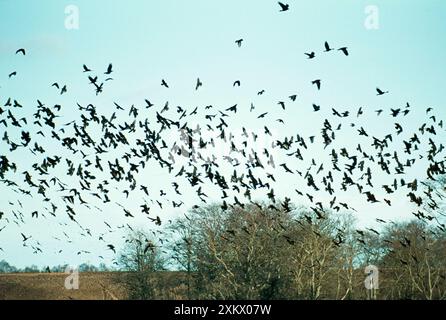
[0,272,127,300]
[0,272,189,300]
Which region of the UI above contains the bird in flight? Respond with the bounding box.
[324,41,333,52]
[104,63,113,75]
[107,244,116,253]
[21,233,31,242]
[15,48,26,55]
[312,79,321,90]
[338,47,349,56]
[376,87,389,96]
[233,80,241,87]
[278,2,289,11]
[278,101,285,110]
[161,79,169,88]
[305,52,315,59]
[83,64,92,72]
[235,39,243,47]
[195,78,202,90]
[8,72,17,78]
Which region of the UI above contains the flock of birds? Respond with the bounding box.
[0,2,445,264]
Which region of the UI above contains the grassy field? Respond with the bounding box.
[0,272,127,300]
[0,271,190,300]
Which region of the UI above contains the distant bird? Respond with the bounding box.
[258,89,265,95]
[88,76,97,84]
[144,99,154,108]
[107,244,116,253]
[235,39,243,47]
[15,48,26,55]
[312,79,321,90]
[195,78,202,90]
[161,79,169,88]
[338,47,349,56]
[312,104,321,112]
[144,242,155,254]
[289,94,297,101]
[233,80,241,87]
[21,233,31,242]
[278,101,285,110]
[82,64,92,72]
[123,209,134,218]
[376,87,389,96]
[8,72,17,78]
[226,104,237,113]
[104,63,113,75]
[365,191,379,203]
[305,52,315,59]
[324,41,333,52]
[257,112,268,119]
[278,2,289,11]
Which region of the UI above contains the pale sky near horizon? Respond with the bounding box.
[0,0,445,269]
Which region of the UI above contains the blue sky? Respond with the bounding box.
[0,0,445,268]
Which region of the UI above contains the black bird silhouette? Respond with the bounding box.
[226,104,237,113]
[144,241,155,254]
[338,47,349,56]
[15,48,26,55]
[104,63,113,75]
[233,80,241,87]
[235,39,243,47]
[312,79,321,90]
[376,87,389,96]
[107,244,116,253]
[278,101,285,110]
[161,79,169,88]
[305,52,315,59]
[390,108,400,117]
[144,99,154,108]
[88,76,97,84]
[364,191,379,203]
[195,78,202,90]
[82,64,91,72]
[278,2,289,11]
[21,233,31,242]
[312,104,321,112]
[324,41,333,52]
[8,72,17,78]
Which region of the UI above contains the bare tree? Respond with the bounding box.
[117,229,165,299]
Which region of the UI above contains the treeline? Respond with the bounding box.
[2,203,445,300]
[0,260,111,273]
[117,203,446,300]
